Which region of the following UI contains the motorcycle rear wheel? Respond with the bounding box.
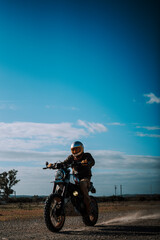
[82,196,98,226]
[44,194,65,232]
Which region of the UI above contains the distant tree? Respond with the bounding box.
[0,169,20,201]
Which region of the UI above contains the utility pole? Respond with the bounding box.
[120,185,122,196]
[115,185,117,196]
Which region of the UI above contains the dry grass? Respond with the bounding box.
[0,201,160,221]
[0,203,43,221]
[98,201,160,213]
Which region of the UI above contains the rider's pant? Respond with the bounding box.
[79,178,91,214]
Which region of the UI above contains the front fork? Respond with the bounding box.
[52,182,68,214]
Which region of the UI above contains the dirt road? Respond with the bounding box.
[1,203,160,240]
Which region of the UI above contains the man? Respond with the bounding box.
[49,141,95,214]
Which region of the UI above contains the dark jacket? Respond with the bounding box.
[60,152,95,180]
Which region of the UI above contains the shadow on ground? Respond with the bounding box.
[60,225,160,237]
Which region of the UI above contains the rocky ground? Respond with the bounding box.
[0,202,160,240]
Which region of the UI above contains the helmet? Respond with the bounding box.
[71,141,84,157]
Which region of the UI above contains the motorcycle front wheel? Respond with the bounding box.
[44,194,65,232]
[82,196,98,226]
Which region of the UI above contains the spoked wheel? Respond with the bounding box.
[44,194,65,232]
[82,196,98,226]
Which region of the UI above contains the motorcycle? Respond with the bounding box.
[43,161,98,232]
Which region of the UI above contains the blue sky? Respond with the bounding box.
[0,0,160,196]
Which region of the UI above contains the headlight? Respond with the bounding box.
[73,191,79,196]
[55,169,65,180]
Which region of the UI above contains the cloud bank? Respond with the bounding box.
[1,150,159,195]
[1,149,159,170]
[0,120,159,196]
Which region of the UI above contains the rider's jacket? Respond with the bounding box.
[59,152,95,180]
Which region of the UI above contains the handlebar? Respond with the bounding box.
[43,159,88,170]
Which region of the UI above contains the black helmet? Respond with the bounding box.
[71,141,84,157]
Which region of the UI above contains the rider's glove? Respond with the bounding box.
[48,163,53,168]
[81,159,88,166]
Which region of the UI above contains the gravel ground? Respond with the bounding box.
[0,204,160,240]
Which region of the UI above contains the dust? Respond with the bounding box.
[99,211,160,225]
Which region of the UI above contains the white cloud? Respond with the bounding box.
[136,126,160,131]
[136,132,160,138]
[0,121,87,151]
[106,122,125,126]
[144,93,160,104]
[0,120,106,151]
[77,120,107,133]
